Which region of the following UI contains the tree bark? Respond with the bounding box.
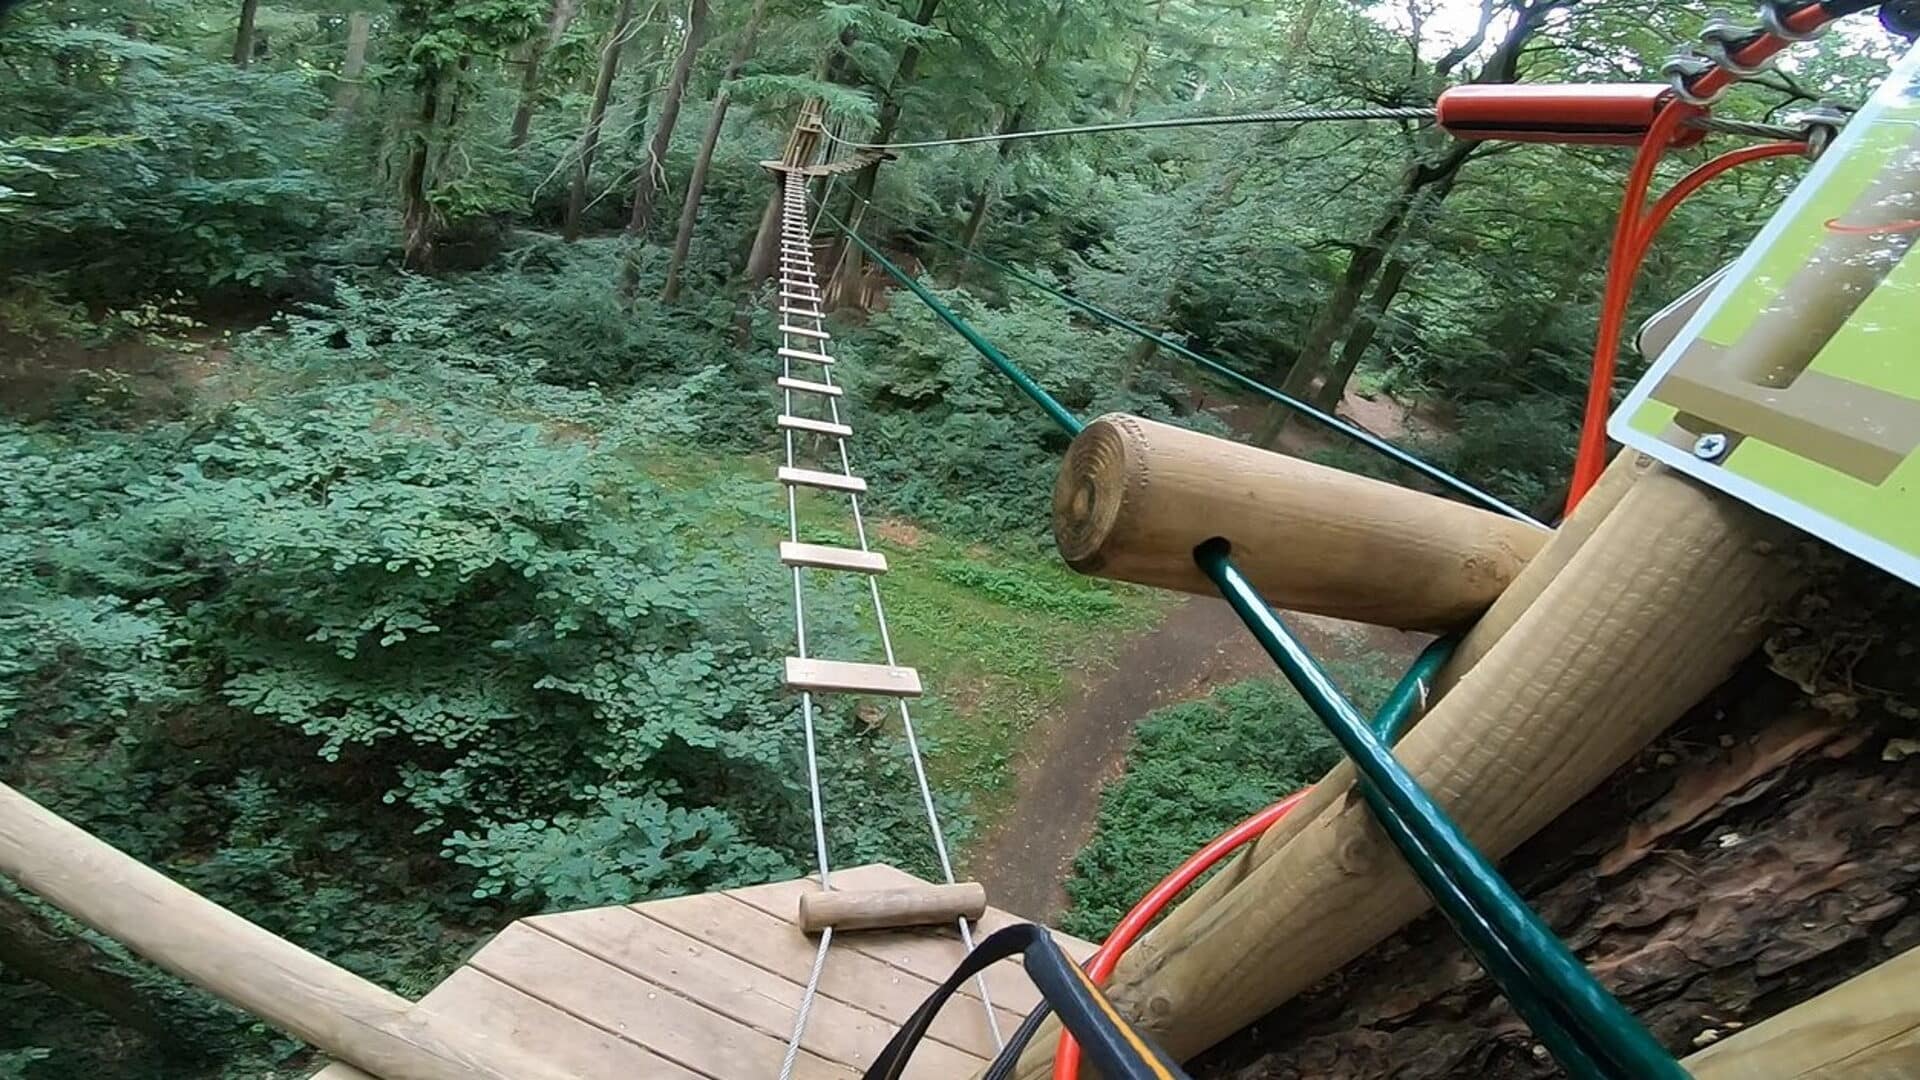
[332,12,370,117]
[231,0,259,66]
[401,76,441,270]
[1311,254,1410,410]
[659,0,768,303]
[622,0,709,243]
[0,885,198,1051]
[563,0,642,242]
[744,188,780,283]
[1193,676,1920,1079]
[509,0,583,149]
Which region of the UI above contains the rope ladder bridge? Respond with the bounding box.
[0,3,1917,1078]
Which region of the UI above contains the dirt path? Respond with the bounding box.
[966,596,1423,923]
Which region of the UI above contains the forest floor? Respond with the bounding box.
[967,596,1423,923]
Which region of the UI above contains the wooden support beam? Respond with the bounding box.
[784,657,922,697]
[780,541,888,574]
[798,883,987,934]
[1683,945,1920,1078]
[777,415,852,439]
[1051,414,1550,631]
[778,466,866,493]
[1007,462,1803,1076]
[0,783,571,1080]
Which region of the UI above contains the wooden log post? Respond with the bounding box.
[0,783,573,1080]
[797,882,987,933]
[1052,414,1550,631]
[1006,463,1801,1076]
[1684,944,1920,1078]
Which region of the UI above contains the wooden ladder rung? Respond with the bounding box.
[780,324,830,340]
[778,347,835,365]
[776,376,841,397]
[778,415,852,438]
[778,465,866,493]
[780,541,888,574]
[780,289,819,300]
[779,305,823,318]
[785,657,922,697]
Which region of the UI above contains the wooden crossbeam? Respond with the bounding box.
[779,306,824,318]
[778,347,835,365]
[780,324,830,340]
[779,541,888,575]
[777,415,852,438]
[778,466,866,493]
[776,376,840,397]
[784,657,922,697]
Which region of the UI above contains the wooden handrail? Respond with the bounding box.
[0,783,570,1080]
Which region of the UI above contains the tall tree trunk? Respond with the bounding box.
[1312,254,1409,410]
[230,0,259,66]
[1253,142,1468,446]
[563,0,642,242]
[660,0,769,303]
[956,0,1069,250]
[958,106,1024,250]
[332,11,370,117]
[744,188,780,283]
[401,76,442,270]
[0,885,200,1053]
[826,0,941,301]
[1275,0,1325,90]
[510,0,583,148]
[622,0,709,246]
[1117,0,1167,117]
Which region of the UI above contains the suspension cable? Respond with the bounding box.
[823,104,1817,154]
[825,106,1440,152]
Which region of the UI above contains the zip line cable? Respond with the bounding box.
[817,191,1543,527]
[821,104,1813,153]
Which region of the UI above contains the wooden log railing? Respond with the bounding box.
[1012,444,1801,1076]
[0,782,570,1080]
[1051,414,1550,632]
[1684,944,1920,1078]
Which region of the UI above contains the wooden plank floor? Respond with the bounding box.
[314,864,1094,1079]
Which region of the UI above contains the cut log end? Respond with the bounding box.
[1052,412,1140,575]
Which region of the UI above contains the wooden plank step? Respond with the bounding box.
[778,347,835,365]
[785,657,922,697]
[781,324,830,340]
[780,289,819,299]
[780,305,824,318]
[778,415,852,438]
[778,466,865,493]
[776,376,841,397]
[780,541,887,575]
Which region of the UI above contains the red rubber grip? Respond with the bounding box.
[1437,83,1706,148]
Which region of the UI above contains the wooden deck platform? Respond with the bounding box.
[314,864,1094,1079]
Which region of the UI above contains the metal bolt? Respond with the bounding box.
[1693,433,1729,461]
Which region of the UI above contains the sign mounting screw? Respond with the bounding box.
[1693,432,1729,461]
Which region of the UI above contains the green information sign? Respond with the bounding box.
[1613,42,1920,585]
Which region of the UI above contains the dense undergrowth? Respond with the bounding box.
[1060,658,1395,941]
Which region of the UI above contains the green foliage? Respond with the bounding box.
[1061,660,1394,941]
[931,559,1124,618]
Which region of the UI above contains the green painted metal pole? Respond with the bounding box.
[814,205,1084,436]
[1198,541,1687,1080]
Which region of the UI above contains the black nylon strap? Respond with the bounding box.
[861,924,1187,1080]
